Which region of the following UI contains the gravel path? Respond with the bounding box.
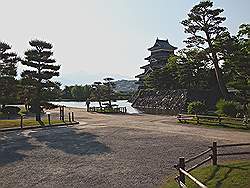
[1,108,250,188]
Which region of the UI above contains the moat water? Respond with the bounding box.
[50,100,141,114]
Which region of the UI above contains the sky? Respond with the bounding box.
[0,0,249,85]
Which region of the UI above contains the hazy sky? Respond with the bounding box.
[0,0,249,85]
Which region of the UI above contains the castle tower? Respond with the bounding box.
[135,38,177,88]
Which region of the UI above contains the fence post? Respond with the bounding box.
[179,157,185,184]
[68,112,71,122]
[196,114,199,124]
[20,115,23,129]
[212,141,217,165]
[72,112,74,122]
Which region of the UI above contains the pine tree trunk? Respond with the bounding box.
[213,60,229,99]
[206,33,229,99]
[34,99,41,121]
[36,61,42,122]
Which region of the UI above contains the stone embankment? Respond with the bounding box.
[132,89,220,114]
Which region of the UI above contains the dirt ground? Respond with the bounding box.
[1,108,250,188]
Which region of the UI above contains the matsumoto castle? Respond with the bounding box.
[136,38,177,88]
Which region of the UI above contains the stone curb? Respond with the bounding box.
[0,121,80,132]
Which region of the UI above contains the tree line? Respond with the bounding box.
[145,1,249,110]
[61,78,116,103]
[0,42,129,118]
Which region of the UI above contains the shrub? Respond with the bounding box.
[216,99,240,117]
[1,106,21,115]
[188,101,207,114]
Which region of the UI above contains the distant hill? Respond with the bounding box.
[114,80,138,93]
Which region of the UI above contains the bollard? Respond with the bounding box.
[59,106,63,120]
[68,112,71,122]
[179,157,185,184]
[63,106,65,121]
[212,141,217,165]
[72,112,74,122]
[20,115,23,129]
[59,107,61,120]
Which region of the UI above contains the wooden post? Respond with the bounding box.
[196,114,199,124]
[72,112,74,122]
[20,115,23,129]
[212,141,217,165]
[48,114,51,125]
[68,112,71,122]
[179,157,185,184]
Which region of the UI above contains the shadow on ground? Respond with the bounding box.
[0,132,36,166]
[30,127,111,156]
[204,162,250,187]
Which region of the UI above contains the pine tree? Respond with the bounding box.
[92,81,103,108]
[181,1,229,98]
[0,42,19,108]
[21,40,60,121]
[103,77,115,107]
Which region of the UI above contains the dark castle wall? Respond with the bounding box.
[132,89,221,115]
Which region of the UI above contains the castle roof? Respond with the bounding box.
[140,64,150,69]
[148,38,177,51]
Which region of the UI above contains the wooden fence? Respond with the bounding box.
[177,114,249,127]
[18,111,75,129]
[174,141,250,188]
[88,106,127,113]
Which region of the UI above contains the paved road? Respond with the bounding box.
[1,110,250,188]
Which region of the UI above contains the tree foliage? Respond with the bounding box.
[0,42,19,107]
[61,86,74,99]
[71,85,91,101]
[144,49,217,91]
[188,101,207,115]
[223,24,250,106]
[216,99,240,117]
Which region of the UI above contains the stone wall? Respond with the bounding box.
[132,89,220,114]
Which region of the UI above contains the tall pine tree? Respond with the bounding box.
[21,40,60,121]
[0,42,19,108]
[181,1,229,98]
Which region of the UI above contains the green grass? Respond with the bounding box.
[162,160,250,188]
[18,107,29,116]
[0,119,65,129]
